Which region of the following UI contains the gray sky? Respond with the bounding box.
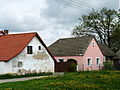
[0,0,119,45]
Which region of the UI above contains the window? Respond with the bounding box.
[96,57,100,66]
[87,58,92,66]
[27,46,33,54]
[92,42,95,47]
[38,46,41,50]
[59,59,64,62]
[18,62,23,67]
[12,61,17,67]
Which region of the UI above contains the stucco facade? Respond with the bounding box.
[0,36,54,74]
[54,38,104,71]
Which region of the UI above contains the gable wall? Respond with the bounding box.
[0,36,54,74]
[82,38,104,71]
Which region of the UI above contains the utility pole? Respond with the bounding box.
[119,0,120,9]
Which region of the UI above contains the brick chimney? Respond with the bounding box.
[4,30,9,35]
[0,30,9,35]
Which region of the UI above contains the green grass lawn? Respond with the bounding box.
[0,70,120,90]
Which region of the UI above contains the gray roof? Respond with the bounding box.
[48,36,93,56]
[98,43,116,57]
[49,36,116,57]
[116,50,120,59]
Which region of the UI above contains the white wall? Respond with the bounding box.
[0,36,54,74]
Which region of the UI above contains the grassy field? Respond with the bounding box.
[0,70,120,90]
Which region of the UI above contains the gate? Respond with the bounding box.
[55,59,77,72]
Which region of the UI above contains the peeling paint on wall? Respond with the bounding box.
[33,51,49,60]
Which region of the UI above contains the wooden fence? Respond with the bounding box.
[55,62,69,72]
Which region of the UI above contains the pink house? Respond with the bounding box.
[49,36,115,71]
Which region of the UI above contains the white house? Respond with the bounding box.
[0,30,55,74]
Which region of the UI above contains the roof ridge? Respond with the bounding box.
[49,36,93,56]
[59,36,93,40]
[0,32,37,36]
[117,50,120,54]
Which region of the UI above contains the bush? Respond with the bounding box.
[69,63,77,72]
[0,72,52,79]
[103,62,113,70]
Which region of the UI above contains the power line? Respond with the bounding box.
[76,0,99,10]
[69,0,99,11]
[56,0,100,13]
[56,0,81,9]
[68,0,94,10]
[56,0,92,13]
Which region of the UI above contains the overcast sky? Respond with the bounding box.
[0,0,119,45]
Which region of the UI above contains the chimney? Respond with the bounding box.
[0,30,9,35]
[4,30,9,35]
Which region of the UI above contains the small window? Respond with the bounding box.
[59,59,64,62]
[96,57,100,66]
[12,61,17,67]
[92,42,95,47]
[27,46,33,54]
[87,58,92,66]
[18,62,23,67]
[38,46,41,50]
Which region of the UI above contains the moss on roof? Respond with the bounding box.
[98,43,116,57]
[49,36,115,57]
[116,50,120,59]
[48,36,93,56]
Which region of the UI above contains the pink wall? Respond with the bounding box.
[54,38,104,71]
[82,38,104,71]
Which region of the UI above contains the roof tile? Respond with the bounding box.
[48,36,93,56]
[0,33,36,61]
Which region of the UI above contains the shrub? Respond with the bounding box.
[103,62,113,70]
[69,63,77,72]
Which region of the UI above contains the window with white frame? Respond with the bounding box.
[58,59,64,62]
[87,58,92,66]
[96,57,100,66]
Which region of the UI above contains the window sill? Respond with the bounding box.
[38,50,43,52]
[96,65,100,67]
[27,54,33,56]
[88,65,92,66]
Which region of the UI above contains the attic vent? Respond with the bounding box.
[92,42,95,47]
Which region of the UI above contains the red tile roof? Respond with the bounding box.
[0,32,56,62]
